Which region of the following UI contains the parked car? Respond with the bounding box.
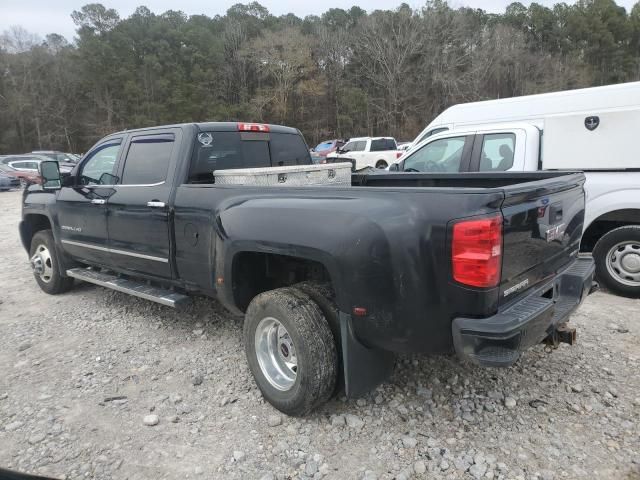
[310,139,346,163]
[399,81,640,297]
[0,171,20,190]
[2,154,49,165]
[4,155,74,176]
[21,121,594,416]
[0,163,40,187]
[32,150,82,164]
[326,136,401,170]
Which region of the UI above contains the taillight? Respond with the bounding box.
[452,215,502,288]
[396,152,403,159]
[238,122,270,132]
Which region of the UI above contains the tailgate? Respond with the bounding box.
[499,173,586,305]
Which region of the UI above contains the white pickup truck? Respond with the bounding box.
[327,136,402,170]
[393,81,640,297]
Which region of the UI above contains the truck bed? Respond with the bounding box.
[354,170,582,188]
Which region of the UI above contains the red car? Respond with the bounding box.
[310,139,346,163]
[0,163,40,187]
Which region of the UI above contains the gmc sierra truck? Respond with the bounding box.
[21,121,595,416]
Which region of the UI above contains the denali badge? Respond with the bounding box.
[504,278,529,297]
[61,225,82,232]
[545,223,566,243]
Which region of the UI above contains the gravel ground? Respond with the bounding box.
[0,189,639,480]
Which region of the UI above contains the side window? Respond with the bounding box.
[370,139,396,151]
[121,135,174,185]
[403,136,466,172]
[342,141,356,152]
[479,133,515,172]
[417,127,449,145]
[353,141,367,151]
[79,143,121,185]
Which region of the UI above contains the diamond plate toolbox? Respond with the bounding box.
[214,162,352,187]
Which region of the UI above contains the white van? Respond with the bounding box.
[394,82,640,297]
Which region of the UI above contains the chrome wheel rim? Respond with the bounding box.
[30,244,53,283]
[254,317,297,391]
[606,241,640,287]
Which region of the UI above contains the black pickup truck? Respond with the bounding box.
[20,122,595,415]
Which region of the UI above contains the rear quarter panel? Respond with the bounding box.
[173,183,506,354]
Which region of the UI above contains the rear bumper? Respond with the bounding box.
[452,256,595,367]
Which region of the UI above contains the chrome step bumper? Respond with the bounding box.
[66,268,190,308]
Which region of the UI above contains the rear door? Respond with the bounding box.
[106,129,182,278]
[369,138,398,168]
[469,128,528,172]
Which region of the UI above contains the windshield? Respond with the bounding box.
[314,141,334,152]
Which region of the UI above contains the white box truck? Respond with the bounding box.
[392,81,640,297]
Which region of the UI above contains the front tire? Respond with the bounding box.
[244,287,337,416]
[29,230,74,295]
[593,225,640,298]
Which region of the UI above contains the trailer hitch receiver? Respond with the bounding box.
[543,323,577,350]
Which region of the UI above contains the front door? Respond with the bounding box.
[56,139,124,266]
[106,130,181,278]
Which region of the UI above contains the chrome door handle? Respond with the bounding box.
[91,199,106,205]
[147,201,165,208]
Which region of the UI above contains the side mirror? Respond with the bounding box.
[98,172,119,185]
[389,163,400,172]
[62,175,76,187]
[39,161,61,190]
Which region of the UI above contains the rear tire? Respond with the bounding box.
[29,230,74,295]
[375,160,388,169]
[295,281,344,392]
[244,287,337,416]
[593,225,640,298]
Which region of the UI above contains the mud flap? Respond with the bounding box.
[339,312,395,398]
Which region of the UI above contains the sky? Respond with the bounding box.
[1,0,637,42]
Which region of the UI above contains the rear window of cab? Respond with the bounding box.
[188,131,311,184]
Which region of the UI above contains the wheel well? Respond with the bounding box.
[581,209,640,252]
[232,252,331,312]
[21,214,52,251]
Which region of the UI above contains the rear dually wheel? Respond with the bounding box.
[244,287,338,416]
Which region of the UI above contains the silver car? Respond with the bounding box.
[0,172,20,191]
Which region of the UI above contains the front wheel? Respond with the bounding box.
[593,225,640,298]
[244,287,338,416]
[29,230,74,295]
